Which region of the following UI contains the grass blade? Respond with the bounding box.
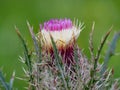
[94,28,112,70]
[101,32,120,75]
[27,22,42,63]
[15,27,33,83]
[0,71,9,90]
[89,22,95,62]
[89,28,112,88]
[9,71,15,90]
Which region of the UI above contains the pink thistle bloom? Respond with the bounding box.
[37,18,84,65]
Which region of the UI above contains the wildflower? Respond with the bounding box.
[37,18,84,64]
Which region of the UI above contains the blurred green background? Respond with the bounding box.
[0,0,120,89]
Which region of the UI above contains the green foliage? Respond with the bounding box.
[101,32,120,75]
[15,27,34,89]
[0,70,15,90]
[27,22,42,63]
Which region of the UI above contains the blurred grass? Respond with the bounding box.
[0,0,120,89]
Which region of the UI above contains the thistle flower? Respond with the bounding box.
[12,19,120,90]
[37,18,84,64]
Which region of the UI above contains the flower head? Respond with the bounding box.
[37,18,84,64]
